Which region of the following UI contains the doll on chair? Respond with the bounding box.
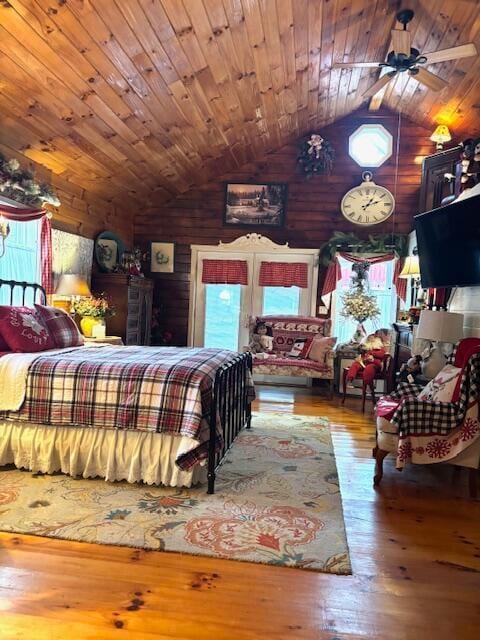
[345,332,386,389]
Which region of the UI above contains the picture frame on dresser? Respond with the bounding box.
[150,242,175,273]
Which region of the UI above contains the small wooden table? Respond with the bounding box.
[83,336,124,346]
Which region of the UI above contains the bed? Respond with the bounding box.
[0,279,254,493]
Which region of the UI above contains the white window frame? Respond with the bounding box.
[188,234,319,347]
[348,124,393,168]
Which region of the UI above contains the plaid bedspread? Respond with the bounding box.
[1,346,254,469]
[389,352,480,437]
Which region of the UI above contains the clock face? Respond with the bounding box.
[341,182,395,226]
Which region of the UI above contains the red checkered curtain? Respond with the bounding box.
[202,259,248,285]
[393,257,407,302]
[259,262,309,288]
[40,215,53,295]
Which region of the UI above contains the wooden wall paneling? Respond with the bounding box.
[134,110,431,346]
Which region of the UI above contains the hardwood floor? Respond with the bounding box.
[0,386,479,639]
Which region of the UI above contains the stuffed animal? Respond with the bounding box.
[249,321,274,355]
[460,137,480,190]
[398,354,422,384]
[345,333,386,387]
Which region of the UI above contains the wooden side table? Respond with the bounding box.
[83,336,124,346]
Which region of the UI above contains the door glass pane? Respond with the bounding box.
[204,284,241,350]
[263,286,300,315]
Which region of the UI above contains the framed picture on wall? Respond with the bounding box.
[224,182,287,227]
[150,242,175,273]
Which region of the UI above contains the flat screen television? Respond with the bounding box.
[414,193,480,288]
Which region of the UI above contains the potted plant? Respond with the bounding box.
[73,295,115,337]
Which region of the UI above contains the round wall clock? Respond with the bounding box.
[340,171,395,226]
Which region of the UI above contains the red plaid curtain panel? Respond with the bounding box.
[202,259,248,285]
[259,261,308,288]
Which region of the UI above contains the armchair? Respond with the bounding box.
[373,338,480,498]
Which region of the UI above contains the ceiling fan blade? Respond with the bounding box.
[332,62,383,69]
[413,67,449,92]
[362,73,395,99]
[391,28,411,54]
[423,42,477,64]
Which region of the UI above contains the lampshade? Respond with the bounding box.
[55,274,91,297]
[398,255,420,278]
[430,125,451,144]
[416,310,464,343]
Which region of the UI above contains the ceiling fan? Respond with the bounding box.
[333,9,478,108]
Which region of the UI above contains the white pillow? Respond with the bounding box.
[308,336,336,363]
[417,364,461,402]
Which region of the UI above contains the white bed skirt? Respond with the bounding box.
[0,421,207,487]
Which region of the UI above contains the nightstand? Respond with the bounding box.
[83,336,124,346]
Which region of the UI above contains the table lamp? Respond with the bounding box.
[416,309,464,377]
[55,274,91,313]
[399,254,421,307]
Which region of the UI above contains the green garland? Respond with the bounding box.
[0,154,60,207]
[319,231,408,266]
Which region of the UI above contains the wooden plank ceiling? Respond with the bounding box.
[1,0,479,211]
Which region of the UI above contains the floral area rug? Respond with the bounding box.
[0,413,351,573]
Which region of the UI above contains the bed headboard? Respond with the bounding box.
[0,278,46,305]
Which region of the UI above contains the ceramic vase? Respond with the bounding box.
[80,316,106,338]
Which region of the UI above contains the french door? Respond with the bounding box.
[190,240,318,350]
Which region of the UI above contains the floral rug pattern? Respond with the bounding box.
[0,413,351,573]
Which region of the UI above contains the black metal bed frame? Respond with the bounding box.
[208,351,252,494]
[1,278,252,495]
[0,278,46,304]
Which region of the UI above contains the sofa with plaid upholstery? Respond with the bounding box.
[249,315,335,390]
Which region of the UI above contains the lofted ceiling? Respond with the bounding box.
[0,0,479,211]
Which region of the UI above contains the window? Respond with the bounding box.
[333,256,397,345]
[263,286,300,315]
[204,284,242,351]
[349,124,393,167]
[0,219,40,305]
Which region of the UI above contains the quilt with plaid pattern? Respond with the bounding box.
[0,346,254,470]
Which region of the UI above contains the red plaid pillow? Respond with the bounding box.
[0,306,55,352]
[0,331,9,351]
[35,304,83,348]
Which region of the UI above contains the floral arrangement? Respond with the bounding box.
[73,295,115,318]
[340,259,379,331]
[297,133,335,178]
[0,154,60,207]
[340,289,380,324]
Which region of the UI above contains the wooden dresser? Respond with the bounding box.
[92,274,153,346]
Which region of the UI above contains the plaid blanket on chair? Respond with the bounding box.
[1,346,254,470]
[390,352,480,437]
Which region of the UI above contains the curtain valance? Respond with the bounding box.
[258,261,308,288]
[0,203,47,221]
[322,252,407,301]
[202,259,248,285]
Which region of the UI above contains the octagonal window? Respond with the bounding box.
[349,124,393,167]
